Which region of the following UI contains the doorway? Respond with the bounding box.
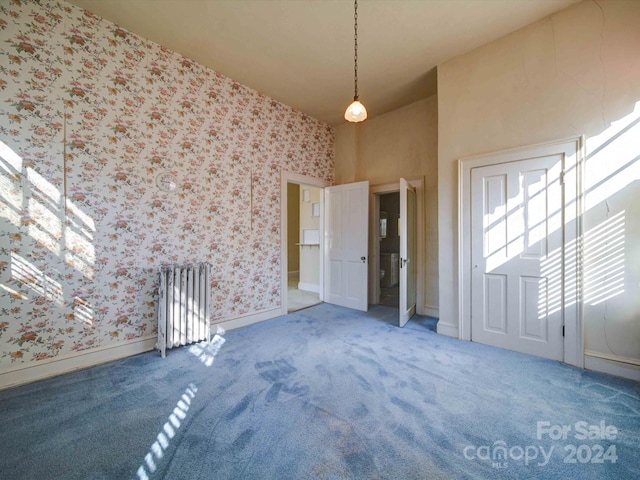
[378,192,400,308]
[280,172,329,315]
[287,183,322,312]
[370,178,423,326]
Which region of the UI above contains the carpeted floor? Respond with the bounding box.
[1,303,638,479]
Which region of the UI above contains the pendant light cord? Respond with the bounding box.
[353,0,359,100]
[344,0,366,122]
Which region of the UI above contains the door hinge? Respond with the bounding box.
[562,325,565,337]
[560,171,566,185]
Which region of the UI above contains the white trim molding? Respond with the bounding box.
[584,351,640,382]
[298,282,320,293]
[423,304,439,319]
[212,306,281,332]
[436,322,459,338]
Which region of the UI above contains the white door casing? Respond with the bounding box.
[399,178,417,327]
[460,138,582,367]
[324,181,369,311]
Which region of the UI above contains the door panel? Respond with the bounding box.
[399,178,416,327]
[520,276,547,339]
[328,261,341,296]
[471,155,563,360]
[324,181,369,311]
[484,273,507,333]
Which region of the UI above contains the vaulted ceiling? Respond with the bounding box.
[68,0,579,126]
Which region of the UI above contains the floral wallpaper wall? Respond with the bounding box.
[0,0,334,369]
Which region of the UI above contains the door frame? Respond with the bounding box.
[370,178,425,315]
[399,178,417,327]
[280,171,330,315]
[458,137,584,367]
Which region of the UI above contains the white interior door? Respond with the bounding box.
[324,181,369,311]
[471,155,564,360]
[399,178,416,327]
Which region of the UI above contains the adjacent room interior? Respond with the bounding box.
[286,182,322,313]
[377,191,400,308]
[1,0,639,478]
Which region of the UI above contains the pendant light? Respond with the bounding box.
[344,0,367,122]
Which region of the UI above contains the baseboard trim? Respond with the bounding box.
[1,307,285,390]
[298,282,320,293]
[0,336,157,391]
[584,351,640,381]
[423,304,439,318]
[437,322,459,338]
[212,307,281,332]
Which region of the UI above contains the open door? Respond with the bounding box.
[399,178,417,326]
[324,181,369,311]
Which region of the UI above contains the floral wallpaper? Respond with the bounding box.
[0,0,334,369]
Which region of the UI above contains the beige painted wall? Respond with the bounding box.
[287,183,300,273]
[437,0,640,367]
[335,96,439,313]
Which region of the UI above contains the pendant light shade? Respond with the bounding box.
[344,99,367,122]
[345,0,367,123]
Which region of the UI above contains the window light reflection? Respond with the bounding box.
[136,383,198,480]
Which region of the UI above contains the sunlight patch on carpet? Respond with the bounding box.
[136,383,198,480]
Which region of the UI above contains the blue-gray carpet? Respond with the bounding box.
[1,304,638,479]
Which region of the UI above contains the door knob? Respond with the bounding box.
[361,256,366,263]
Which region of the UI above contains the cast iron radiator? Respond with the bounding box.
[157,263,211,358]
